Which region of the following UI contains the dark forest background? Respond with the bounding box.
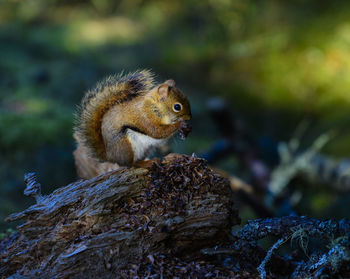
[1,0,350,231]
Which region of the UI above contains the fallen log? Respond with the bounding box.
[0,154,239,279]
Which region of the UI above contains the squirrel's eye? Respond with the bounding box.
[173,103,182,112]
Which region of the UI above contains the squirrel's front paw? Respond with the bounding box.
[178,122,192,140]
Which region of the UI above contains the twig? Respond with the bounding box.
[257,236,288,279]
[292,237,350,278]
[23,173,43,203]
[232,217,350,250]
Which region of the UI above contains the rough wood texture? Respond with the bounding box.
[0,154,239,279]
[202,216,350,278]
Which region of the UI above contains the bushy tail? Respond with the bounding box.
[74,70,155,161]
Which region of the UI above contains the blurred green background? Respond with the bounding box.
[1,0,350,230]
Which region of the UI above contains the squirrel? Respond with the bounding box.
[74,69,192,167]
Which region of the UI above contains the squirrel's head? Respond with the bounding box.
[153,80,191,125]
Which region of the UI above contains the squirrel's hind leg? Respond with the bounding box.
[104,133,134,167]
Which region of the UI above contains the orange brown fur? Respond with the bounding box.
[74,69,191,165]
[75,70,154,161]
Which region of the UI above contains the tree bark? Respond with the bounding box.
[0,154,239,279]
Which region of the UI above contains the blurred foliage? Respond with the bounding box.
[1,0,350,230]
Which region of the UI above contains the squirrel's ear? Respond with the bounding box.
[157,84,169,101]
[165,79,176,87]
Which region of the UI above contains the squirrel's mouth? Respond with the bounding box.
[174,114,191,123]
[172,116,190,124]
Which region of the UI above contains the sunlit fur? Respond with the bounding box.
[75,70,155,161]
[74,70,191,164]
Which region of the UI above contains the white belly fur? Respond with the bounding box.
[127,129,166,162]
